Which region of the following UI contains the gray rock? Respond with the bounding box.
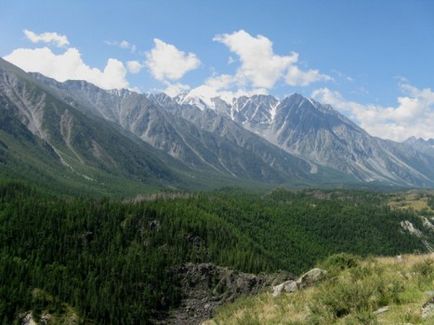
[422,297,434,319]
[272,280,298,297]
[296,268,327,289]
[272,268,327,297]
[374,306,389,315]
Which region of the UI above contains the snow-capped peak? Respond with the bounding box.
[178,95,211,111]
[173,90,233,111]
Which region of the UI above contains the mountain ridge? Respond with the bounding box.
[1,57,434,191]
[30,69,351,187]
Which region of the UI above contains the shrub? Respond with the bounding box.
[412,258,434,277]
[309,263,405,322]
[320,253,361,275]
[310,277,375,319]
[412,259,434,289]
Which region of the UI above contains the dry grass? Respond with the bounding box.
[376,253,434,267]
[388,191,434,213]
[208,253,434,325]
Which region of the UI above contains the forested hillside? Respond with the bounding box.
[1,183,433,323]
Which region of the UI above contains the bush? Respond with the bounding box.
[412,259,434,289]
[320,253,361,275]
[412,259,434,277]
[309,263,405,322]
[310,277,375,319]
[343,311,378,325]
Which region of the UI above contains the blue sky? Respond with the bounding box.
[1,0,434,140]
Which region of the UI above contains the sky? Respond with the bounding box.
[0,0,433,141]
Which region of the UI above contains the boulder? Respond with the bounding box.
[272,280,298,297]
[296,268,327,289]
[272,268,327,297]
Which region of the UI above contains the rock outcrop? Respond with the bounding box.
[166,263,294,324]
[400,220,423,238]
[296,267,327,289]
[272,267,327,297]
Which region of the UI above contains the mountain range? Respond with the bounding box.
[1,57,434,194]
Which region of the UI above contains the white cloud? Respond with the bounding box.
[24,29,69,48]
[286,65,331,86]
[164,82,191,97]
[312,84,434,141]
[145,39,200,81]
[213,30,330,89]
[4,47,129,89]
[105,40,137,53]
[185,73,268,105]
[181,30,331,105]
[126,60,143,74]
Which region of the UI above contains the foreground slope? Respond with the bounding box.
[208,253,434,324]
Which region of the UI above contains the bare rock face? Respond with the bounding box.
[272,267,327,297]
[401,220,423,238]
[166,263,294,325]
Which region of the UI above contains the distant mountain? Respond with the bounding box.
[2,57,434,192]
[404,137,434,157]
[31,72,347,187]
[192,93,434,187]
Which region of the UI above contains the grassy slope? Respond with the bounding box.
[208,253,434,325]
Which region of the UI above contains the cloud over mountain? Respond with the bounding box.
[213,30,331,89]
[4,47,129,89]
[145,39,201,81]
[24,29,69,47]
[181,30,331,103]
[312,83,434,141]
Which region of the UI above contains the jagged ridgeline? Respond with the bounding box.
[1,183,434,323]
[2,57,434,196]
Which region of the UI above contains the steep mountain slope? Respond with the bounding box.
[205,93,434,187]
[0,58,195,195]
[170,101,351,183]
[32,73,343,186]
